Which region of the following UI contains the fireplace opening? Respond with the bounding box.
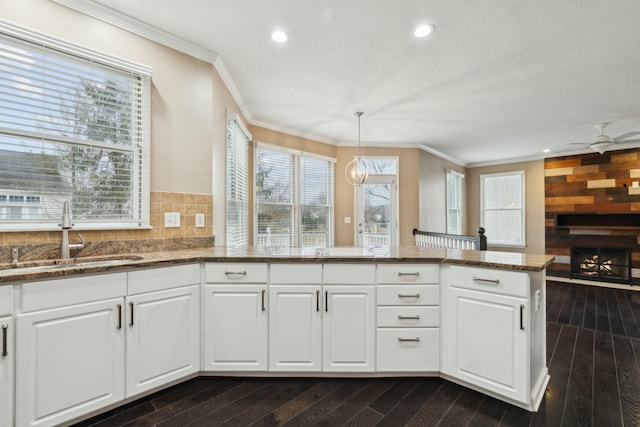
[570,247,632,284]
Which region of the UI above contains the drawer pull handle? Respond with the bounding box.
[520,304,525,330]
[398,293,420,298]
[397,337,420,342]
[261,289,266,311]
[225,271,247,278]
[1,324,7,357]
[398,315,421,320]
[316,290,320,312]
[129,302,135,327]
[117,304,122,330]
[325,291,329,312]
[472,276,500,285]
[398,272,420,277]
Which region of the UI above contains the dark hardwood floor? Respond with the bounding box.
[75,281,640,427]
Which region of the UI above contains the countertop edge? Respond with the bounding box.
[0,247,555,283]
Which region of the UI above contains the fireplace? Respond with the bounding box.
[570,247,632,284]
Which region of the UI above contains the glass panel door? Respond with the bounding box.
[355,175,396,249]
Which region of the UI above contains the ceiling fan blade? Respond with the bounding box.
[613,131,640,141]
[612,138,640,145]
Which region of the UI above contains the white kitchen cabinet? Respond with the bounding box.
[442,264,548,411]
[376,264,440,372]
[203,284,268,371]
[322,264,376,372]
[269,285,322,371]
[269,264,323,372]
[126,265,201,397]
[125,284,200,397]
[16,297,125,427]
[1,316,13,427]
[0,285,13,427]
[323,285,375,372]
[203,263,268,371]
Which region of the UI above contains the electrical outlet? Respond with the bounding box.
[195,213,205,228]
[164,212,180,228]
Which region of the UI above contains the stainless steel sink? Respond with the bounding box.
[0,255,144,273]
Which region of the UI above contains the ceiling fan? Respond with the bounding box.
[569,123,640,154]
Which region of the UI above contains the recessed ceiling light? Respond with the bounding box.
[414,24,435,38]
[271,30,289,43]
[543,148,551,153]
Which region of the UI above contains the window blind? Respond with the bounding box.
[254,142,335,249]
[300,156,334,248]
[446,170,464,234]
[481,171,525,246]
[226,117,250,247]
[0,23,150,230]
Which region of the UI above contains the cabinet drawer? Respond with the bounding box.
[377,306,439,327]
[323,264,375,284]
[377,264,439,284]
[0,285,11,316]
[377,285,439,305]
[128,264,201,295]
[22,273,127,312]
[205,263,268,283]
[449,265,529,298]
[270,264,322,284]
[376,328,439,372]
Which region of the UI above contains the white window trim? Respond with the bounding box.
[480,170,526,248]
[353,156,399,248]
[224,112,251,247]
[446,169,465,235]
[253,141,336,248]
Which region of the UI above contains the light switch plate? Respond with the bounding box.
[164,212,180,227]
[195,213,205,228]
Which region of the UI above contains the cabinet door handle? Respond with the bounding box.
[398,293,420,299]
[117,304,122,330]
[397,337,420,342]
[225,271,247,278]
[398,315,421,320]
[261,289,266,311]
[520,304,525,330]
[398,272,420,277]
[325,291,329,312]
[316,290,320,312]
[129,302,135,327]
[1,324,7,357]
[473,276,500,285]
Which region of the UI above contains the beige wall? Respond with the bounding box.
[466,159,545,254]
[2,0,218,194]
[418,150,467,234]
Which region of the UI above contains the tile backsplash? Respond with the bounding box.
[0,191,213,247]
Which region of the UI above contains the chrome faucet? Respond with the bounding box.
[61,201,85,259]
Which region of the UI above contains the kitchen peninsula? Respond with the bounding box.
[0,246,554,427]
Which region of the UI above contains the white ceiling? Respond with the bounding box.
[55,0,640,166]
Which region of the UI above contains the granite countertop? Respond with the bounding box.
[0,246,555,283]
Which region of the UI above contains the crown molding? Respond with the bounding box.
[50,0,219,64]
[419,144,466,167]
[213,58,252,123]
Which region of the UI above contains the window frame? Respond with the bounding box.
[253,141,335,249]
[0,21,151,231]
[225,113,251,247]
[446,169,465,235]
[480,170,525,247]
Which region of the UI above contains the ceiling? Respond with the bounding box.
[54,0,640,166]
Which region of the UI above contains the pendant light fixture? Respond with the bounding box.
[345,111,369,186]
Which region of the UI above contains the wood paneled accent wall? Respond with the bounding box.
[544,148,640,280]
